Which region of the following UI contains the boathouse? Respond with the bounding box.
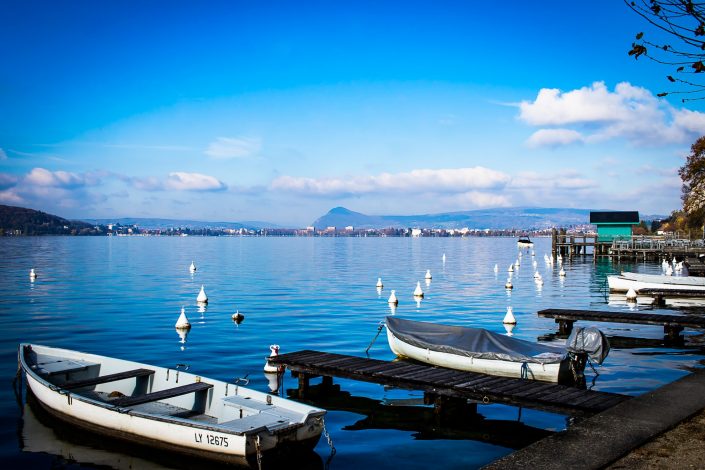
[590,211,640,242]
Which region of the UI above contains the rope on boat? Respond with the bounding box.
[322,417,336,470]
[255,435,263,470]
[365,321,385,356]
[520,362,529,379]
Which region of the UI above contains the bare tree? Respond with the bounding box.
[626,0,705,101]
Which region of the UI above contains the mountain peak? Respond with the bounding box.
[328,206,357,215]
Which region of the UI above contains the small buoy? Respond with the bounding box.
[264,345,284,373]
[508,264,514,273]
[504,323,515,336]
[503,306,516,325]
[442,253,446,263]
[493,264,499,274]
[376,277,383,288]
[388,290,398,305]
[666,266,673,276]
[425,269,432,280]
[413,281,424,298]
[626,288,638,302]
[189,261,196,273]
[175,307,191,329]
[232,310,244,324]
[29,268,37,280]
[196,285,208,304]
[531,251,535,257]
[559,268,566,277]
[515,259,520,267]
[533,271,541,279]
[505,278,513,289]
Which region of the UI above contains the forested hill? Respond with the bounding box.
[0,205,105,235]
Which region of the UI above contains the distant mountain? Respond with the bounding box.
[0,204,104,235]
[82,217,280,230]
[312,206,664,230]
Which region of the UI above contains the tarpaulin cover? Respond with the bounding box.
[386,316,566,364]
[566,326,610,365]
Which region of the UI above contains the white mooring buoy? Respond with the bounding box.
[508,264,514,273]
[189,261,196,273]
[626,288,638,302]
[376,277,383,288]
[494,264,499,274]
[388,290,398,305]
[196,285,208,304]
[503,306,517,325]
[29,268,37,280]
[425,269,432,280]
[413,281,424,298]
[232,310,244,324]
[442,253,446,263]
[505,278,513,290]
[559,268,566,277]
[175,307,191,329]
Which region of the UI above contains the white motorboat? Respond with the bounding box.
[18,343,326,466]
[607,271,705,293]
[517,236,534,247]
[385,316,609,384]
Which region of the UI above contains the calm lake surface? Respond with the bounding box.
[1,236,704,469]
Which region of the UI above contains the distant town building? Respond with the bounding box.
[411,228,422,237]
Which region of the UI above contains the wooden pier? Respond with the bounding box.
[268,350,629,417]
[538,308,705,340]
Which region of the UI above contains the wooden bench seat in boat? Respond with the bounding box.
[62,368,155,390]
[111,381,213,407]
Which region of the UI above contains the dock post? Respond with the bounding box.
[552,229,557,256]
[425,393,478,424]
[664,324,684,343]
[297,373,310,398]
[556,319,574,336]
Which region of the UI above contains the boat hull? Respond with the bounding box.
[386,328,565,382]
[19,344,324,465]
[608,273,705,293]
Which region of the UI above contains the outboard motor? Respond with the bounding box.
[564,327,611,386]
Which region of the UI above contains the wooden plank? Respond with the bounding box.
[63,368,154,390]
[111,382,213,407]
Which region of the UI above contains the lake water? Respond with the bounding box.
[1,236,704,469]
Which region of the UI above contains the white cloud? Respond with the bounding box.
[165,172,227,191]
[270,167,511,197]
[205,137,261,159]
[526,129,583,148]
[0,189,23,204]
[510,171,598,190]
[518,81,705,147]
[0,148,7,160]
[24,167,100,189]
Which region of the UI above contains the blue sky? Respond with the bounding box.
[1,1,703,226]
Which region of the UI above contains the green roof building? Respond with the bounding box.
[590,211,640,242]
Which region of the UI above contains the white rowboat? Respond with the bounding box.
[19,344,325,466]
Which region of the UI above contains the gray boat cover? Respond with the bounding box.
[566,326,610,365]
[386,316,565,364]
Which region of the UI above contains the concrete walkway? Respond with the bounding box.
[483,368,705,470]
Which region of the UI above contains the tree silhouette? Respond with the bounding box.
[626,0,705,101]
